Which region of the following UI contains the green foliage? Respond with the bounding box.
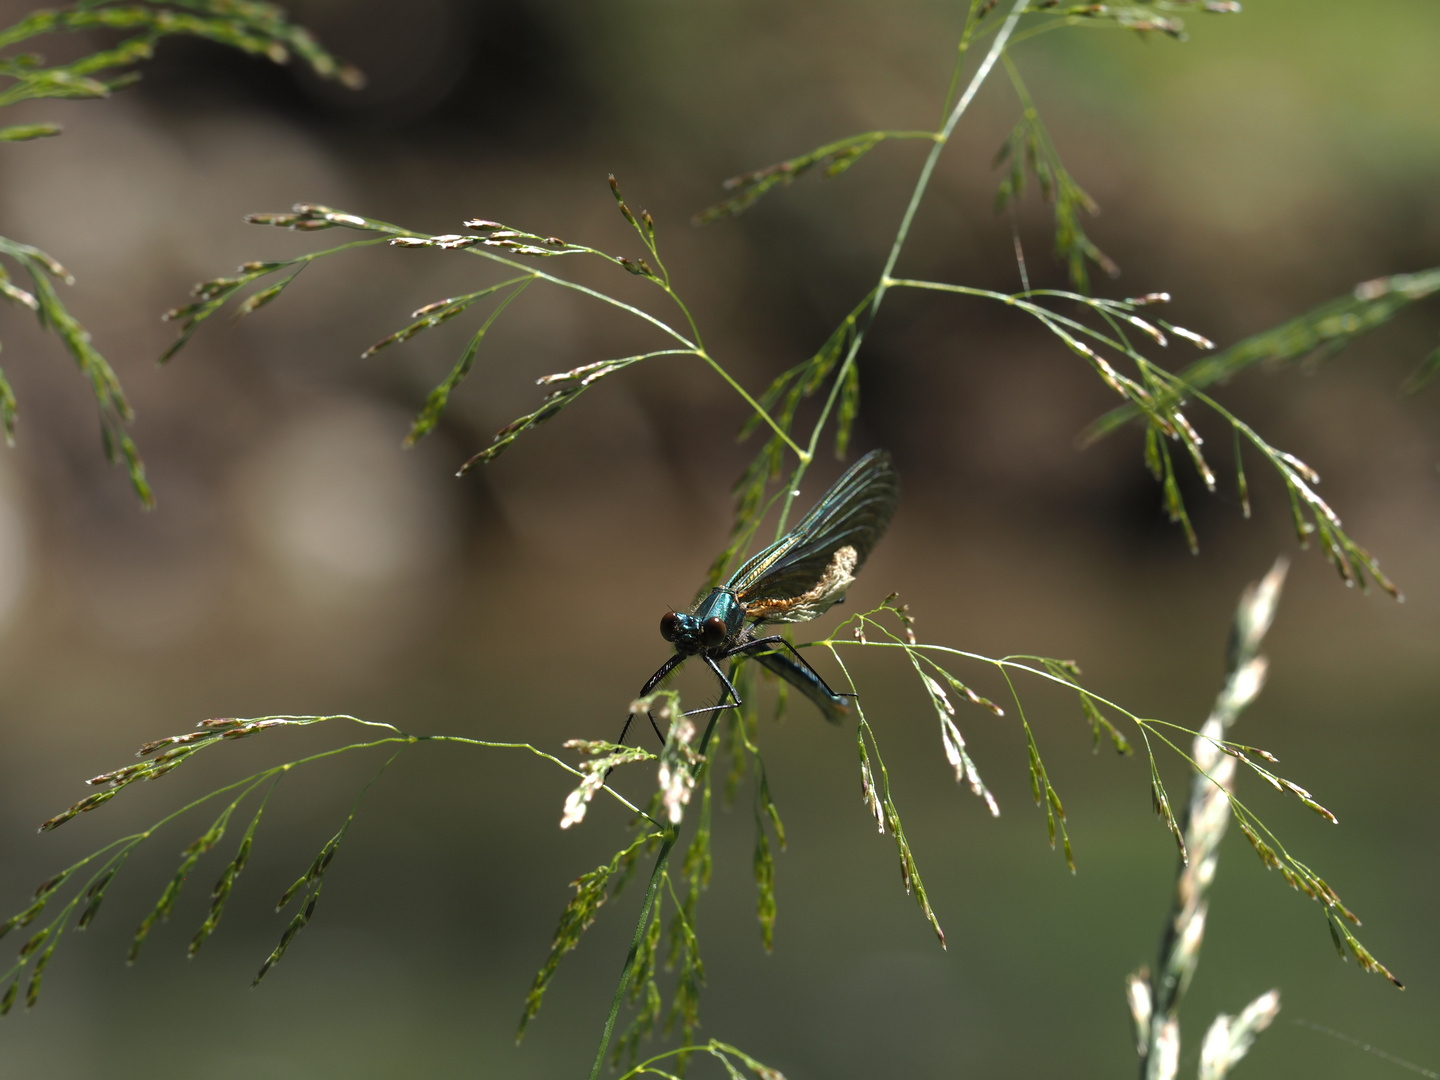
[662,868,705,1055]
[3,713,649,1015]
[1041,658,1132,754]
[994,55,1117,292]
[8,1,1419,1073]
[190,780,273,957]
[181,11,1422,617]
[810,592,1399,987]
[130,790,247,965]
[519,831,658,1041]
[889,278,1403,593]
[693,130,937,225]
[1087,266,1440,440]
[0,2,361,111]
[0,0,356,504]
[0,236,150,502]
[856,716,946,947]
[611,891,663,1067]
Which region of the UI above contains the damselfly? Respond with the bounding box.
[621,448,899,745]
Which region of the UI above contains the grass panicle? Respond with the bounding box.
[0,2,361,112]
[519,831,659,1042]
[6,712,651,1020]
[1195,990,1282,1080]
[655,702,702,827]
[810,592,1396,988]
[560,738,656,830]
[886,278,1402,593]
[751,756,785,952]
[163,208,401,363]
[995,53,1117,292]
[11,0,1413,1071]
[1401,343,1440,396]
[1042,658,1133,754]
[462,348,690,472]
[905,630,1003,817]
[1024,716,1075,872]
[671,761,713,967]
[716,661,787,951]
[611,889,664,1068]
[164,199,806,474]
[160,9,1414,602]
[1131,561,1291,1080]
[0,1,355,504]
[525,691,723,1055]
[130,787,251,965]
[612,1039,787,1080]
[827,646,945,949]
[662,868,706,1059]
[0,236,150,504]
[189,777,276,957]
[693,130,938,225]
[1089,266,1440,440]
[998,0,1242,49]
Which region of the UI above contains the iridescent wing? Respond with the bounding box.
[727,449,898,623]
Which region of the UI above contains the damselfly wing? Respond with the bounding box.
[623,449,899,745]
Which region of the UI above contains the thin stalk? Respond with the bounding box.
[588,712,724,1078]
[774,0,1031,538]
[433,224,808,457]
[424,735,650,819]
[699,350,808,461]
[589,836,676,1080]
[0,737,411,989]
[939,1,987,120]
[659,284,705,356]
[311,213,700,354]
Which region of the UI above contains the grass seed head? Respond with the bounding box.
[31,873,67,901]
[1168,324,1216,349]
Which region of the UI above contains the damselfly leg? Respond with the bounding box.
[678,655,745,719]
[725,635,849,697]
[614,649,729,756]
[724,636,854,722]
[617,639,848,760]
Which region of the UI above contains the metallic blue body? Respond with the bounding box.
[657,587,849,721]
[678,589,744,651]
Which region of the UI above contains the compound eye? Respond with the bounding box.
[702,617,728,648]
[660,612,680,642]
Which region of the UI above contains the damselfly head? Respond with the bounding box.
[658,610,728,654]
[659,610,704,651]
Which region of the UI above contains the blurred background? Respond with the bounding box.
[0,1,1437,1076]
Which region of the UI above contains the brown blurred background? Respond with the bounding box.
[0,1,1437,1077]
